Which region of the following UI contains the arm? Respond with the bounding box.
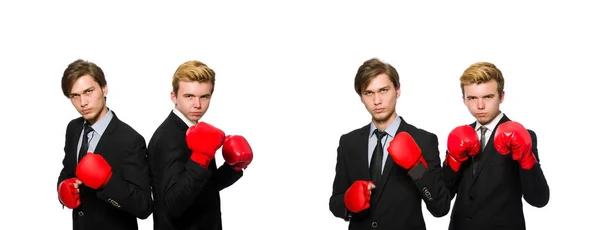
[329,137,351,220]
[406,134,452,217]
[494,122,550,208]
[57,123,74,189]
[519,130,550,207]
[158,134,213,218]
[57,122,77,207]
[95,134,154,219]
[441,153,462,199]
[215,135,251,191]
[214,163,243,191]
[440,125,480,199]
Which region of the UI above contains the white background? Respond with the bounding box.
[0,0,597,229]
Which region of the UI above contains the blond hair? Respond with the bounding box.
[172,60,215,94]
[460,62,504,96]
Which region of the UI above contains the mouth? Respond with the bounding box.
[374,108,384,113]
[476,113,486,117]
[82,109,92,114]
[190,112,202,116]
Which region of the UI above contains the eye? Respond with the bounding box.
[381,88,388,92]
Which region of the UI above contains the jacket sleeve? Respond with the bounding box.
[95,133,154,219]
[329,136,352,221]
[408,133,452,217]
[214,163,243,191]
[152,132,213,218]
[519,130,550,208]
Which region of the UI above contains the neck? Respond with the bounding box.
[373,111,397,131]
[88,107,108,125]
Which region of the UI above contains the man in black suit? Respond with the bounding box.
[329,58,452,230]
[148,60,253,230]
[56,59,153,230]
[443,62,550,230]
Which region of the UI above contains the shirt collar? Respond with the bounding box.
[172,108,196,127]
[369,116,402,138]
[85,109,113,136]
[475,112,504,132]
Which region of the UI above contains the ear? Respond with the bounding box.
[170,91,177,105]
[102,84,108,97]
[462,95,467,106]
[499,90,505,103]
[395,87,401,99]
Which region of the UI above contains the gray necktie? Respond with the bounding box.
[472,126,488,176]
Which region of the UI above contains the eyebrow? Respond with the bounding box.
[364,86,391,93]
[69,86,94,96]
[467,93,495,98]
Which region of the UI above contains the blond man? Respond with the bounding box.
[443,62,550,230]
[148,60,253,230]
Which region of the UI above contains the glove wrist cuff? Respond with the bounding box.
[520,152,537,170]
[190,152,212,168]
[408,159,428,181]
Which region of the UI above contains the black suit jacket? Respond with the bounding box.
[57,111,153,230]
[329,116,452,230]
[443,114,550,230]
[148,111,243,230]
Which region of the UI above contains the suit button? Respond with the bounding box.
[371,221,378,228]
[469,196,474,200]
[78,211,84,216]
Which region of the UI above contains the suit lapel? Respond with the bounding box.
[371,117,408,207]
[471,114,511,184]
[93,112,119,155]
[352,124,371,182]
[69,118,85,170]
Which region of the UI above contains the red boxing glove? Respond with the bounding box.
[388,132,428,171]
[493,121,537,170]
[344,180,373,213]
[222,135,253,172]
[446,125,480,172]
[76,152,112,189]
[58,177,80,209]
[186,122,226,168]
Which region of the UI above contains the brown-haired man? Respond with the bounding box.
[329,58,452,230]
[443,62,550,229]
[56,59,153,230]
[148,60,253,230]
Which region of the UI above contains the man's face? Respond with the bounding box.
[360,73,400,125]
[171,80,213,123]
[68,74,108,125]
[463,80,504,125]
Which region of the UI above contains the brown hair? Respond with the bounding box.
[460,62,504,96]
[354,58,400,95]
[61,59,107,97]
[172,60,216,95]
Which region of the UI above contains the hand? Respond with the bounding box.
[446,125,480,172]
[388,132,428,171]
[222,135,254,172]
[344,180,375,213]
[494,121,537,170]
[76,152,112,189]
[186,122,226,168]
[58,177,82,209]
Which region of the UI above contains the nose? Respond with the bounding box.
[193,97,201,109]
[80,95,88,107]
[477,98,485,110]
[374,93,382,105]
